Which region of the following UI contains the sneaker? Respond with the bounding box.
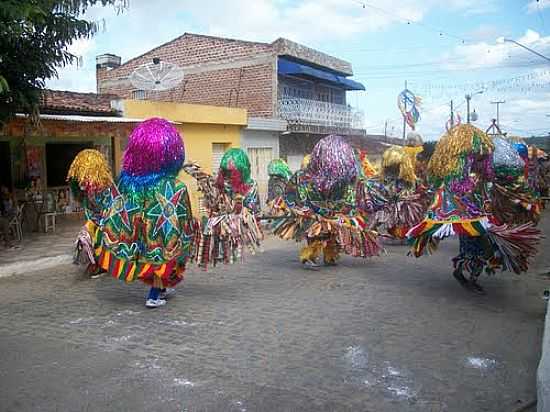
[145,298,167,308]
[160,288,176,300]
[303,260,321,270]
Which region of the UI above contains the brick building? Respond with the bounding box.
[96,33,366,173]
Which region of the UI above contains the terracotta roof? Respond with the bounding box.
[40,90,120,115]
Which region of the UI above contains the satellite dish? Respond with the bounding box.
[129,58,184,91]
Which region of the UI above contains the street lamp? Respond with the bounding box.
[496,37,550,63]
[465,90,484,124]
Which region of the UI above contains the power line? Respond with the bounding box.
[350,0,470,44]
[353,61,548,79]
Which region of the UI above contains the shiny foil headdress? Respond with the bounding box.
[307,135,358,194]
[428,124,494,181]
[67,149,112,196]
[120,118,185,190]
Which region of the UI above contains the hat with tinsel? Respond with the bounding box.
[381,145,417,183]
[268,158,292,180]
[493,136,525,179]
[428,124,494,182]
[307,135,358,194]
[67,149,112,196]
[119,118,185,190]
[216,148,253,195]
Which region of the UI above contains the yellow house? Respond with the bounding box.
[118,99,247,215]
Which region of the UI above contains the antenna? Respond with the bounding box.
[129,58,184,91]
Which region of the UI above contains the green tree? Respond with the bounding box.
[0,0,126,125]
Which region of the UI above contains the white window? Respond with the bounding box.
[131,90,146,100]
[212,143,229,174]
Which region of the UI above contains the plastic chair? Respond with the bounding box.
[42,191,57,233]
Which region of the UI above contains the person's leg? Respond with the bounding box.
[145,276,167,308]
[300,240,322,268]
[323,238,339,266]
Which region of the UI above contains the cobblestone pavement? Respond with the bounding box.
[0,216,549,412]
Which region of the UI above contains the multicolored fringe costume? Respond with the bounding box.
[273,135,381,266]
[370,143,427,240]
[407,124,542,292]
[67,149,114,274]
[491,137,542,225]
[265,158,292,217]
[183,148,263,270]
[69,119,196,303]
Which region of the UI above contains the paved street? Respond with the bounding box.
[1,217,549,412]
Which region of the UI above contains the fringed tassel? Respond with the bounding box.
[407,217,489,257]
[487,222,542,274]
[194,208,263,269]
[73,225,95,266]
[275,211,381,258]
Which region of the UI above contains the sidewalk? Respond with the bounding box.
[0,215,82,277]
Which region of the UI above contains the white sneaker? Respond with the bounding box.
[303,260,321,270]
[160,288,176,300]
[145,298,167,308]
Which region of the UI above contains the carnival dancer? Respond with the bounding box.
[69,118,196,308]
[491,137,542,225]
[407,124,541,294]
[370,134,427,240]
[67,149,114,277]
[273,135,381,269]
[183,148,263,270]
[265,158,292,219]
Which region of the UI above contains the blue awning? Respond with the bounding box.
[278,57,365,91]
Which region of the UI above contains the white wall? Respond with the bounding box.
[241,129,280,158]
[241,129,280,206]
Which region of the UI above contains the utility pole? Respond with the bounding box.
[466,95,471,124]
[450,100,454,128]
[402,80,407,145]
[384,120,388,141]
[491,100,505,127]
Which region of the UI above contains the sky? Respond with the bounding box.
[46,0,550,140]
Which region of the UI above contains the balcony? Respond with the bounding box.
[278,98,365,135]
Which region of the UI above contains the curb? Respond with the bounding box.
[0,254,73,278]
[538,299,550,412]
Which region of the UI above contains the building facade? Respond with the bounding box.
[95,33,366,174]
[117,99,247,215]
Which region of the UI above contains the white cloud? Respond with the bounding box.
[443,29,550,70]
[527,0,550,13]
[445,0,497,15]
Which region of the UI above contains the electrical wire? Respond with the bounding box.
[350,0,470,44]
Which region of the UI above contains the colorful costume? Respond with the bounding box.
[274,135,381,267]
[265,158,292,217]
[69,118,196,307]
[67,149,114,275]
[184,148,263,269]
[491,137,541,225]
[407,124,541,293]
[371,140,427,240]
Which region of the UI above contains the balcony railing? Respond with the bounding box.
[278,98,364,130]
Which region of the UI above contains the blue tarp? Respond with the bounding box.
[278,57,365,91]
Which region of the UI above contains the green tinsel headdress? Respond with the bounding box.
[216,148,253,194]
[268,159,292,180]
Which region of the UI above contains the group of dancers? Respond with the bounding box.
[68,117,547,307]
